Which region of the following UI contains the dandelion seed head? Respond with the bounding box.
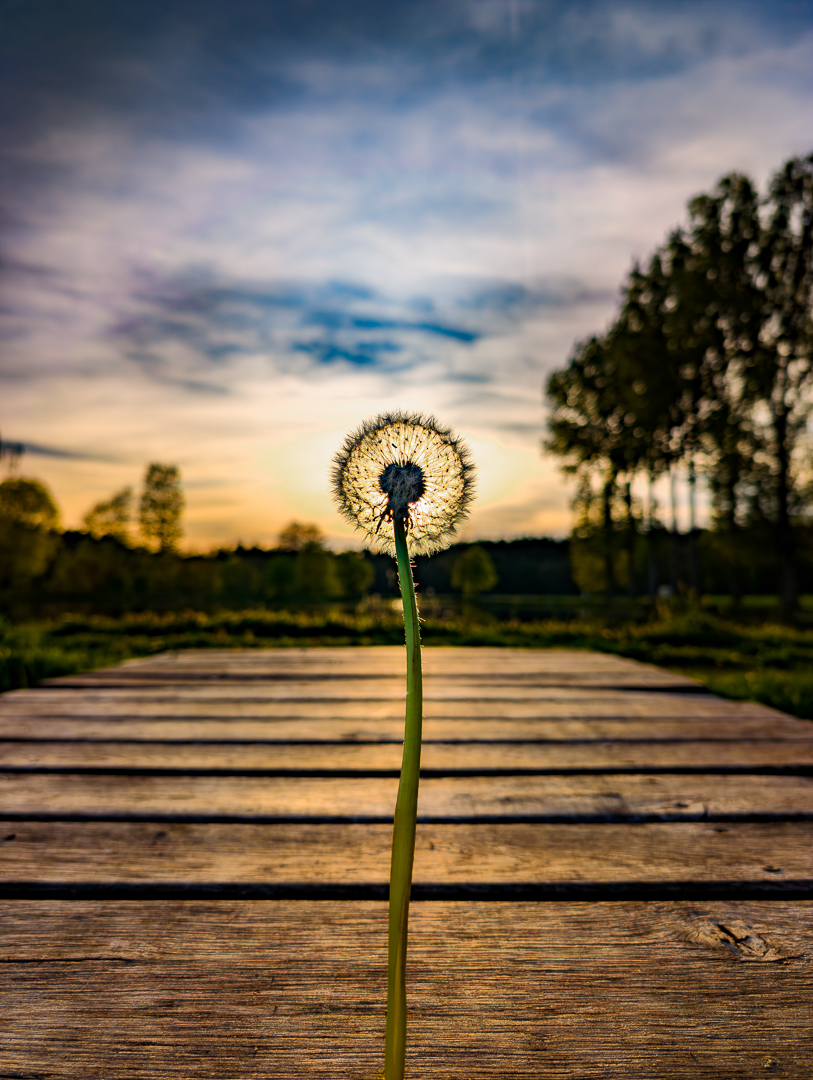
[331,411,476,556]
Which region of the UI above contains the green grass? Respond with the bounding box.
[2,608,813,721]
[673,668,813,720]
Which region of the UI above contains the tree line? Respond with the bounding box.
[545,153,813,615]
[0,460,510,618]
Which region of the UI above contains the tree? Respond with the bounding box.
[672,175,764,601]
[221,554,260,598]
[546,315,663,593]
[451,545,498,599]
[678,160,813,614]
[84,487,133,543]
[546,153,813,614]
[290,546,340,599]
[0,478,59,529]
[139,464,184,552]
[278,521,325,551]
[749,156,813,614]
[264,555,296,599]
[0,477,60,589]
[336,551,375,598]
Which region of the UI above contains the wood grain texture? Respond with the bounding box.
[0,900,810,1078]
[0,690,787,720]
[2,715,809,742]
[1,820,811,884]
[1,771,811,820]
[2,648,811,1076]
[122,644,670,663]
[3,738,813,771]
[5,680,714,701]
[47,644,703,680]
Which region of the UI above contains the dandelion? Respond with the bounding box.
[332,411,475,1080]
[332,410,475,558]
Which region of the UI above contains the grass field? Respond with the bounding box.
[3,607,813,722]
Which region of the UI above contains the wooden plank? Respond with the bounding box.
[51,645,698,678]
[2,715,809,742]
[1,820,811,885]
[38,646,705,692]
[0,690,787,720]
[30,679,710,700]
[58,672,701,691]
[1,772,811,820]
[0,900,810,1077]
[57,653,698,676]
[122,644,655,663]
[3,738,813,772]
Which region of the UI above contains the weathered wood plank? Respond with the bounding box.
[122,644,657,662]
[2,716,809,742]
[56,653,698,676]
[0,900,810,1078]
[1,820,810,885]
[3,738,813,771]
[1,772,811,820]
[21,679,713,700]
[51,645,698,679]
[0,691,786,720]
[32,648,707,696]
[57,673,702,692]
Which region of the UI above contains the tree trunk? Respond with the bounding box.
[669,467,680,592]
[687,459,700,599]
[625,477,636,596]
[646,472,657,597]
[602,472,616,597]
[722,453,741,608]
[774,406,797,619]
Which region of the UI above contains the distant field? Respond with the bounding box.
[2,606,813,723]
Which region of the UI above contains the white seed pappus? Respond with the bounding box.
[332,411,475,556]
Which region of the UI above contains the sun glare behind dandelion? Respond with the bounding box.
[331,411,475,556]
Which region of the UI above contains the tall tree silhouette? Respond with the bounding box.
[139,464,184,552]
[546,152,813,614]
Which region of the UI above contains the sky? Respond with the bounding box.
[2,0,813,550]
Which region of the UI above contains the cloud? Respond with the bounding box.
[104,270,489,381]
[2,2,813,544]
[4,2,810,141]
[18,442,121,463]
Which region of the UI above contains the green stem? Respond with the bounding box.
[384,515,423,1080]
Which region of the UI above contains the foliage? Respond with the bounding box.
[0,520,59,591]
[545,152,813,614]
[0,477,60,529]
[84,487,133,543]
[139,463,184,552]
[450,545,498,597]
[277,521,326,551]
[335,551,375,597]
[0,478,61,590]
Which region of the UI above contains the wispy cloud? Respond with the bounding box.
[17,442,122,463]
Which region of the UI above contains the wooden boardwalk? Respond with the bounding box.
[1,646,812,1077]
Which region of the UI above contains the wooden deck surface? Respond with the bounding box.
[1,646,812,1078]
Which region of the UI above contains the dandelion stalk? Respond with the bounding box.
[332,411,475,1079]
[385,513,422,1079]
